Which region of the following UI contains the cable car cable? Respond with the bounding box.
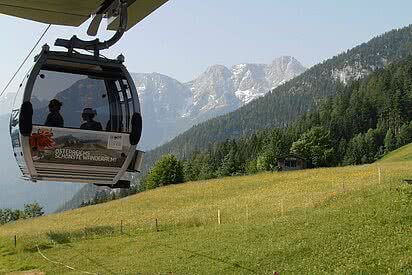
[0,24,51,98]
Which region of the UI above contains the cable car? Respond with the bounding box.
[10,45,143,188]
[5,0,169,188]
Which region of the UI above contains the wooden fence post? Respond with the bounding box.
[155,219,159,232]
[378,168,381,184]
[217,210,221,225]
[14,235,17,248]
[120,220,123,234]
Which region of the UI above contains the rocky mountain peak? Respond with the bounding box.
[130,57,306,149]
[266,56,306,87]
[204,64,232,77]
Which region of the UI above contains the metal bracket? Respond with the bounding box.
[54,0,128,56]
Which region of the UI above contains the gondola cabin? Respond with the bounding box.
[10,45,143,188]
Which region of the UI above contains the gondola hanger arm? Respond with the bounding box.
[54,0,128,56]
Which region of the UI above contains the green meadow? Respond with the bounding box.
[1,144,411,274]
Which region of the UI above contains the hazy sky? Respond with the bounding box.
[1,0,412,93]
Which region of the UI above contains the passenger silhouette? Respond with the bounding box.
[45,99,64,127]
[80,108,102,131]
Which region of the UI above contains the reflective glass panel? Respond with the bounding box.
[31,70,110,131]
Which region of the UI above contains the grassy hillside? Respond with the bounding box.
[378,143,412,163]
[0,148,411,274]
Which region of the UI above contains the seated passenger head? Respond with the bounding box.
[48,99,62,112]
[82,108,97,121]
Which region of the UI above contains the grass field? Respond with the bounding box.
[0,144,411,274]
[378,143,412,163]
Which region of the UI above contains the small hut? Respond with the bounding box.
[277,154,308,171]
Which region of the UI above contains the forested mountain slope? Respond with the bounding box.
[138,57,411,186]
[142,25,412,172]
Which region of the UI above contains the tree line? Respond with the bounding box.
[0,202,44,225]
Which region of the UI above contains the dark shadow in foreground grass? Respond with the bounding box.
[68,245,118,275]
[120,231,258,274]
[17,264,39,271]
[157,242,258,274]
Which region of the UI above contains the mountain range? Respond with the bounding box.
[135,56,306,149]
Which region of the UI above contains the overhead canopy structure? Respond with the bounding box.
[0,0,168,31]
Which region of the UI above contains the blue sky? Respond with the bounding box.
[1,0,412,92]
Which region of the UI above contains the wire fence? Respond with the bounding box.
[2,166,408,273]
[7,188,365,248]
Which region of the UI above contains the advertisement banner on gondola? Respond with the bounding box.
[30,126,130,167]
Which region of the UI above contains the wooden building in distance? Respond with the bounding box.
[277,154,308,171]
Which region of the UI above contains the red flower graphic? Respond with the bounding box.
[30,128,56,151]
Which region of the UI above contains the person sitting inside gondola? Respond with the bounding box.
[45,99,64,127]
[80,108,102,131]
